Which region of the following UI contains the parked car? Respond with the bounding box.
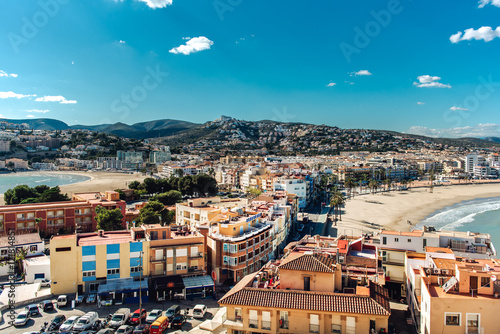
[96,329,115,334]
[116,325,133,334]
[80,331,97,334]
[39,278,51,287]
[86,294,96,304]
[129,309,147,325]
[57,295,68,308]
[91,319,104,331]
[192,304,207,319]
[14,311,30,327]
[133,324,150,334]
[170,314,186,329]
[109,308,131,328]
[145,309,162,324]
[60,316,80,331]
[165,305,181,321]
[25,304,40,316]
[73,312,98,331]
[39,300,54,312]
[48,314,66,331]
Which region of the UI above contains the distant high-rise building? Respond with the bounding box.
[149,147,171,164]
[117,150,143,163]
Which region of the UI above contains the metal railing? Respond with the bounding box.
[261,320,271,330]
[249,319,258,328]
[309,324,320,333]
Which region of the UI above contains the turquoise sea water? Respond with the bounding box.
[416,197,500,250]
[0,172,91,194]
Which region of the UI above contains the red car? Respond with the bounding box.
[129,309,147,325]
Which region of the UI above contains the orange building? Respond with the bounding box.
[0,191,126,236]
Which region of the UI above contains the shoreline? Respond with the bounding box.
[328,182,500,238]
[0,171,145,205]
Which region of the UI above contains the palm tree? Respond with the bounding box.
[330,191,346,221]
[384,179,392,192]
[344,178,356,199]
[369,179,378,193]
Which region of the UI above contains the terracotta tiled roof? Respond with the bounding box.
[279,253,336,273]
[219,288,390,316]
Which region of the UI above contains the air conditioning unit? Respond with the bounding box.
[425,268,432,275]
[433,268,441,274]
[441,269,449,275]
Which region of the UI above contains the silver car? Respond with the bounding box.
[60,316,80,331]
[14,311,30,327]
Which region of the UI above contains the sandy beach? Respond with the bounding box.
[0,171,145,205]
[329,182,500,238]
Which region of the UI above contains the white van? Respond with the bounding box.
[109,308,131,328]
[192,304,207,319]
[57,295,67,307]
[73,311,98,331]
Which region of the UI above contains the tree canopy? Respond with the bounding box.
[136,200,174,226]
[4,185,69,205]
[129,173,218,198]
[95,205,124,231]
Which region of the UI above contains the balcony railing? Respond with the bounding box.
[310,324,320,333]
[188,253,203,259]
[249,319,258,328]
[261,320,271,330]
[150,256,165,262]
[279,320,289,329]
[331,324,342,333]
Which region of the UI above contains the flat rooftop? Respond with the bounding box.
[78,231,133,246]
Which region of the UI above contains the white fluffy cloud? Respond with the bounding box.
[136,0,172,8]
[26,115,35,118]
[450,106,468,111]
[0,70,18,78]
[35,95,77,104]
[119,40,126,44]
[413,75,451,88]
[479,0,500,8]
[326,82,336,87]
[169,37,214,55]
[350,70,372,76]
[450,26,500,43]
[0,91,34,99]
[27,109,50,113]
[417,102,425,105]
[407,123,500,138]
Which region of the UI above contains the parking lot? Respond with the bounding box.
[1,296,221,334]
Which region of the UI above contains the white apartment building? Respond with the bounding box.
[465,154,485,174]
[273,178,307,208]
[0,140,10,152]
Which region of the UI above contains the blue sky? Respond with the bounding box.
[1,0,500,138]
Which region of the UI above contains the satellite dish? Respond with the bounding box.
[492,275,497,282]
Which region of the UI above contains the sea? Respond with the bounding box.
[416,196,500,249]
[0,172,91,194]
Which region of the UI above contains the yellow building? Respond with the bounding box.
[50,230,150,303]
[219,251,391,334]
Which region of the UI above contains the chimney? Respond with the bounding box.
[98,230,105,237]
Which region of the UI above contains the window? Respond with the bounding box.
[382,237,387,245]
[0,249,7,256]
[481,277,490,288]
[262,311,271,330]
[234,308,242,321]
[310,314,319,333]
[407,239,412,243]
[230,244,238,253]
[107,268,120,275]
[445,313,461,326]
[30,245,37,252]
[332,324,342,333]
[176,263,187,270]
[131,266,142,272]
[394,238,399,242]
[83,270,96,277]
[223,243,229,252]
[249,310,258,328]
[55,247,71,252]
[466,314,479,334]
[280,311,289,329]
[304,276,311,291]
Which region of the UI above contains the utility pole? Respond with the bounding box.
[139,250,143,326]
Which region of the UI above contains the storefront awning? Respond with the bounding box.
[98,277,148,295]
[182,275,214,290]
[152,275,185,290]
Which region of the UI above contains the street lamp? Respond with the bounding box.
[138,250,144,326]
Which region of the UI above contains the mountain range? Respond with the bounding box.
[2,117,499,148]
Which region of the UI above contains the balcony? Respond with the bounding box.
[249,319,258,329]
[150,256,165,262]
[310,324,320,333]
[279,320,289,330]
[331,324,341,333]
[188,253,203,259]
[262,320,271,330]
